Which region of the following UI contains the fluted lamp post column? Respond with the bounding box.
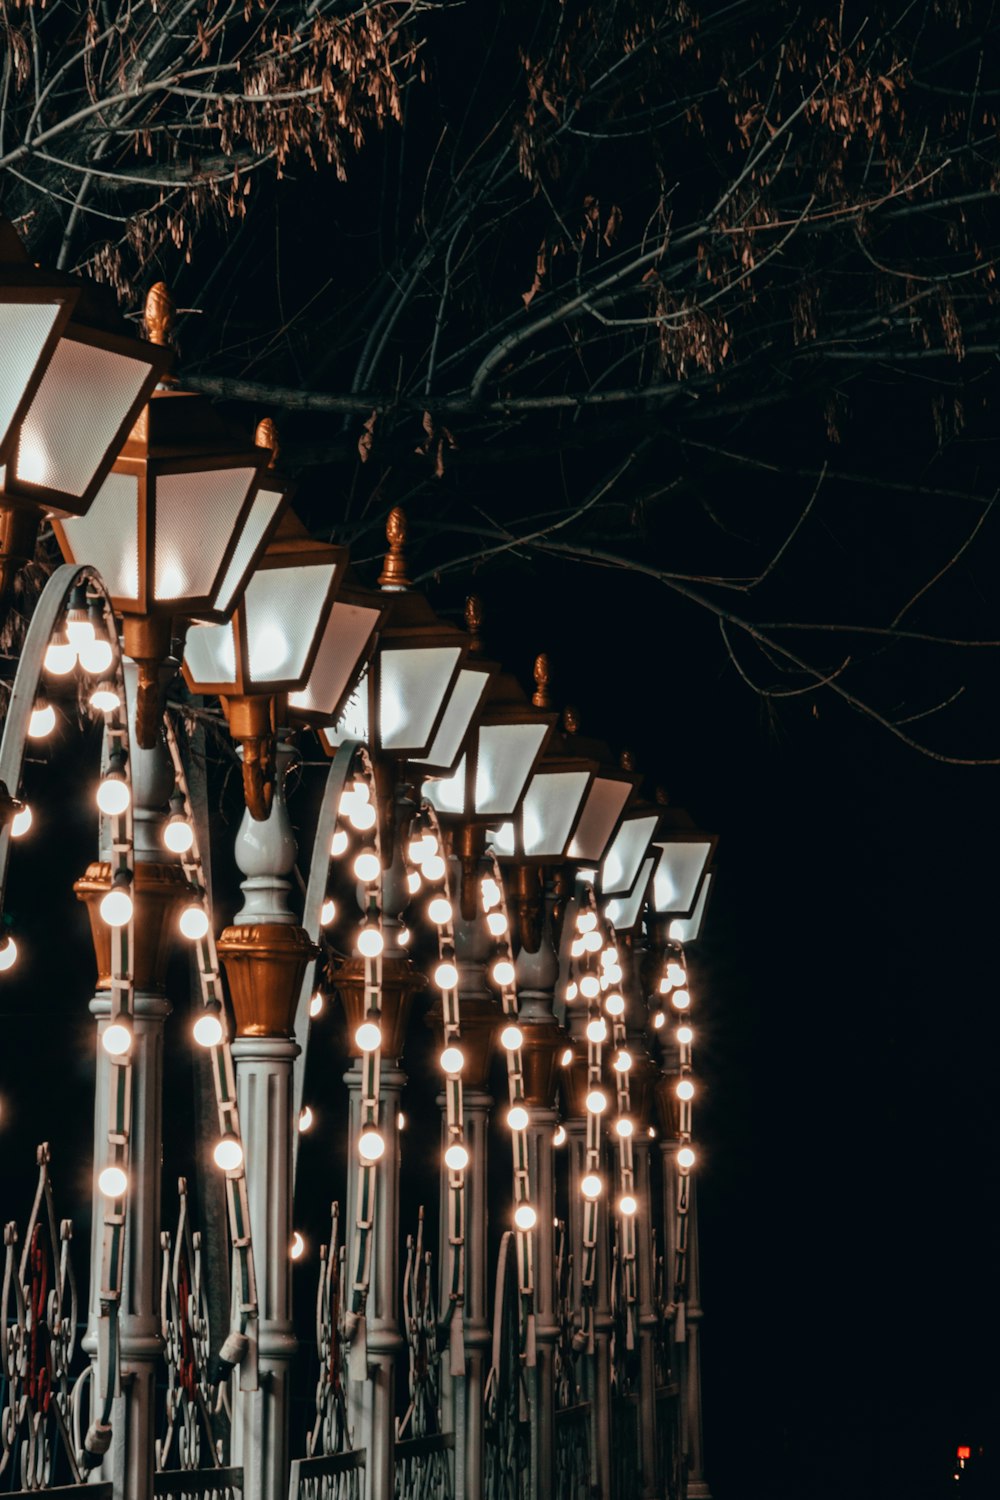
[217,739,319,1500]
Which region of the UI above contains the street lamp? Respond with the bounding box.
[668,872,714,945]
[649,798,716,925]
[604,854,656,934]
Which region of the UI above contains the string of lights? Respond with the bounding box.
[657,941,698,1327]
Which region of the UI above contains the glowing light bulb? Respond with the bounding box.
[298,1107,314,1133]
[163,816,194,854]
[194,1013,224,1048]
[492,959,515,987]
[565,982,578,1002]
[553,1125,567,1147]
[97,775,130,816]
[354,851,380,884]
[398,1112,407,1130]
[408,836,428,864]
[358,926,384,958]
[10,804,32,839]
[481,877,502,910]
[487,911,507,937]
[290,1231,305,1260]
[309,991,324,1019]
[28,703,56,739]
[102,1022,132,1057]
[66,616,95,651]
[355,1022,381,1052]
[659,977,670,995]
[586,1018,608,1044]
[352,780,371,805]
[676,1078,695,1101]
[603,963,623,985]
[331,828,349,857]
[79,637,114,676]
[648,1125,657,1139]
[586,1089,607,1115]
[399,925,411,946]
[179,904,210,941]
[653,1011,666,1029]
[445,1143,469,1171]
[44,638,76,675]
[359,1128,385,1162]
[677,1145,696,1170]
[90,686,121,714]
[671,989,690,1011]
[422,853,446,882]
[507,1105,529,1131]
[601,946,619,967]
[428,896,452,925]
[581,1173,602,1200]
[605,993,625,1017]
[320,897,337,926]
[435,961,458,990]
[667,961,686,988]
[560,1047,574,1067]
[350,801,377,831]
[583,930,602,953]
[214,1136,244,1172]
[406,870,422,895]
[440,1046,464,1075]
[619,1195,637,1217]
[514,1204,537,1231]
[500,1025,523,1051]
[570,938,585,959]
[98,1166,127,1198]
[614,1050,632,1073]
[577,910,597,933]
[677,1025,693,1045]
[615,1118,633,1139]
[0,937,17,972]
[579,975,600,1000]
[100,887,133,928]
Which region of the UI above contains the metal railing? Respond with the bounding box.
[393,1430,454,1500]
[554,1401,591,1500]
[153,1469,244,1498]
[288,1447,365,1500]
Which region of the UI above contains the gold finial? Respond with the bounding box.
[532,653,551,709]
[378,506,409,589]
[655,785,669,806]
[465,596,484,652]
[255,416,279,467]
[563,705,580,735]
[144,282,175,347]
[621,748,635,771]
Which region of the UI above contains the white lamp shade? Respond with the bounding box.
[651,838,714,919]
[212,480,287,616]
[0,301,66,458]
[567,775,632,863]
[604,854,656,931]
[516,768,591,859]
[601,812,660,896]
[288,598,382,722]
[410,666,490,774]
[475,721,550,816]
[668,872,713,944]
[378,644,463,754]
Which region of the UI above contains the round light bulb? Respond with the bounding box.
[350,801,377,831]
[298,1107,314,1133]
[422,853,446,882]
[100,888,133,928]
[614,1050,632,1073]
[667,961,686,988]
[570,938,585,959]
[358,926,384,958]
[581,1173,602,1200]
[553,1125,567,1147]
[10,804,32,839]
[79,637,114,676]
[615,1118,634,1139]
[586,1089,607,1115]
[320,897,337,926]
[399,925,411,947]
[605,994,625,1017]
[565,982,578,1003]
[583,930,602,953]
[98,1165,127,1198]
[355,1021,381,1052]
[603,963,623,985]
[163,817,194,854]
[659,976,671,995]
[102,1021,132,1057]
[560,1047,574,1067]
[676,1078,695,1101]
[90,686,121,714]
[359,1128,385,1162]
[406,870,422,895]
[440,1046,464,1075]
[408,836,428,864]
[428,896,452,925]
[601,946,619,967]
[331,828,349,857]
[648,1125,657,1139]
[579,975,600,1000]
[354,851,380,884]
[290,1231,305,1260]
[214,1136,244,1172]
[486,911,507,937]
[481,877,502,910]
[352,780,371,805]
[179,904,210,941]
[577,910,597,933]
[44,639,76,676]
[435,961,458,990]
[339,789,358,819]
[672,989,691,1011]
[0,937,18,972]
[96,775,130,816]
[507,1105,529,1131]
[492,959,515,987]
[309,991,324,1019]
[514,1204,537,1231]
[586,1018,607,1044]
[653,1011,666,1029]
[194,1013,224,1048]
[28,703,56,739]
[677,1145,696,1170]
[677,1025,693,1045]
[500,1025,523,1051]
[445,1143,469,1171]
[66,616,95,650]
[398,1112,407,1130]
[619,1195,637,1217]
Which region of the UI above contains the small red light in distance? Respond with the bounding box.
[957,1446,971,1460]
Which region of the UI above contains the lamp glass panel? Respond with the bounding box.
[652,839,713,916]
[475,721,549,817]
[289,600,381,717]
[153,466,257,603]
[521,769,590,858]
[411,667,488,771]
[243,562,337,683]
[605,855,655,931]
[379,645,461,752]
[488,820,515,857]
[567,776,631,862]
[669,872,712,944]
[0,302,62,451]
[602,813,660,896]
[423,759,467,816]
[212,481,284,616]
[59,471,140,600]
[15,340,151,498]
[183,621,238,685]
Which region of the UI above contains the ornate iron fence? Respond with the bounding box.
[553,1402,591,1500]
[288,1448,366,1500]
[152,1469,243,1497]
[655,1385,682,1500]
